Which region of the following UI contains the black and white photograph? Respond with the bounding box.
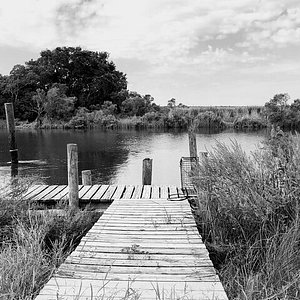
[0,1,299,299]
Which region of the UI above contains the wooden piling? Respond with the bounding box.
[4,103,18,164]
[142,158,153,185]
[82,170,92,185]
[67,144,79,208]
[188,128,198,158]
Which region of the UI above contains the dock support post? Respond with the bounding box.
[188,128,197,158]
[188,128,199,175]
[142,158,153,185]
[4,103,18,164]
[67,144,79,208]
[82,170,92,185]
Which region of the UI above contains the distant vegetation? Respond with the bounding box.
[193,136,300,299]
[0,46,298,130]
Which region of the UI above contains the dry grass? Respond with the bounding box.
[192,135,300,299]
[0,178,101,300]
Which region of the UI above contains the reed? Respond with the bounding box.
[192,135,300,299]
[0,178,101,299]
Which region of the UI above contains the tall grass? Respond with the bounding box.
[0,178,101,299]
[192,135,300,299]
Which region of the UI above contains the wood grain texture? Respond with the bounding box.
[36,197,228,300]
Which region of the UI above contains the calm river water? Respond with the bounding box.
[0,128,268,186]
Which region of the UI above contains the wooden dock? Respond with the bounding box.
[24,184,197,203]
[26,185,227,299]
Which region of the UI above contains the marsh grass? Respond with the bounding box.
[192,135,300,299]
[0,178,101,300]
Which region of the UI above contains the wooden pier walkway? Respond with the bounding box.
[24,184,197,203]
[29,185,228,299]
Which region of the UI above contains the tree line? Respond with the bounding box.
[0,46,299,130]
[0,47,159,124]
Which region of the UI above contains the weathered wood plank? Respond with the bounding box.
[141,185,152,199]
[78,185,92,198]
[131,185,143,199]
[52,185,68,200]
[69,251,211,261]
[81,184,100,200]
[112,185,125,200]
[100,185,117,201]
[24,185,49,200]
[36,279,227,300]
[91,184,109,200]
[31,185,58,201]
[160,186,168,199]
[41,185,66,200]
[151,185,160,199]
[121,185,135,199]
[22,185,41,198]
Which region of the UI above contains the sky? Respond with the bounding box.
[1,0,300,106]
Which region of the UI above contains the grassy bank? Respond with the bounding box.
[0,105,267,131]
[0,178,101,299]
[192,135,300,299]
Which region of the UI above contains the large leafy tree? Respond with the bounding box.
[1,47,127,120]
[26,47,127,108]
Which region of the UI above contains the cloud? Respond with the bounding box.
[1,0,300,81]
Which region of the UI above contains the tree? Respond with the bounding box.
[264,93,290,124]
[25,47,127,108]
[1,47,127,121]
[101,101,117,115]
[167,98,176,108]
[44,84,76,121]
[121,92,154,116]
[32,88,47,127]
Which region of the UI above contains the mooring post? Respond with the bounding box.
[188,128,198,158]
[142,158,153,185]
[67,144,79,208]
[82,170,92,185]
[4,103,18,164]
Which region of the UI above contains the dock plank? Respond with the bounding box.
[91,184,109,200]
[24,185,49,200]
[112,185,125,200]
[100,185,117,201]
[141,185,152,199]
[81,184,100,200]
[31,185,58,201]
[42,185,67,200]
[160,186,168,199]
[131,185,143,199]
[122,185,135,199]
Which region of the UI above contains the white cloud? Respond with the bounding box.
[1,0,300,105]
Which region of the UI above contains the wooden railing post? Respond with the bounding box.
[4,103,18,164]
[67,144,79,208]
[82,170,92,185]
[142,158,153,185]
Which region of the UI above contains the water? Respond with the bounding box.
[0,128,267,186]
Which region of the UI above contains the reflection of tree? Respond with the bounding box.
[78,148,130,185]
[0,130,132,185]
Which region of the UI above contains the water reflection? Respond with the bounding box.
[0,128,268,186]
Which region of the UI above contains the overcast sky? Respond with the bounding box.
[1,0,300,106]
